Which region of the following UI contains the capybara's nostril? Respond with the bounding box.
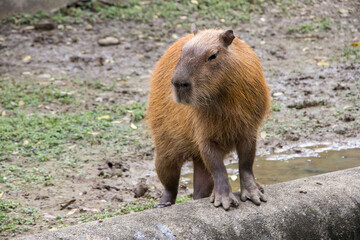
[172,81,191,90]
[179,82,190,89]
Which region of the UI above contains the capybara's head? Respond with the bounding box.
[171,28,235,107]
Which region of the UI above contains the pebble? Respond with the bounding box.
[133,179,149,198]
[98,37,120,46]
[38,73,51,79]
[34,21,55,31]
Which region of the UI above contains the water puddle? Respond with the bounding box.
[180,144,360,192]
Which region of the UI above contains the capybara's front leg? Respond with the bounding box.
[237,139,267,205]
[200,141,239,210]
[154,154,182,208]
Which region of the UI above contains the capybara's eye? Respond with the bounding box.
[208,51,219,61]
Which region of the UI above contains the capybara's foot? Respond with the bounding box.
[154,189,176,208]
[210,190,239,210]
[240,180,267,205]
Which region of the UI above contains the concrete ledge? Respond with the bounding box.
[17,167,360,240]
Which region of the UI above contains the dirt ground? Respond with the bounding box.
[0,0,359,238]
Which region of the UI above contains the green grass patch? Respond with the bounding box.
[0,77,75,110]
[271,101,282,112]
[342,45,360,62]
[0,102,146,162]
[287,17,332,34]
[1,0,279,28]
[80,195,191,223]
[80,199,156,222]
[0,199,39,237]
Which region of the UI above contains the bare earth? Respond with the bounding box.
[0,0,359,238]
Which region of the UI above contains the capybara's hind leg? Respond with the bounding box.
[154,154,182,208]
[193,157,213,199]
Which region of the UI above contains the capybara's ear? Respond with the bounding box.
[220,30,235,47]
[191,23,198,35]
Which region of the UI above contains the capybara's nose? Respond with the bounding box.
[171,79,191,90]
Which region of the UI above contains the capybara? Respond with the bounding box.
[147,26,270,210]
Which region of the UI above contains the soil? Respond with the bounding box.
[0,0,359,238]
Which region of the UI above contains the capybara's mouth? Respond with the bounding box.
[172,88,192,105]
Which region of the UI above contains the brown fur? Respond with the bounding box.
[147,29,270,209]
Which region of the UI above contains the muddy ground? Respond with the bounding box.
[0,0,359,238]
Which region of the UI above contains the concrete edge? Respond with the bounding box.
[16,167,360,240]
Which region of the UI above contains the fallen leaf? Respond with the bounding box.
[260,131,267,140]
[98,115,110,120]
[260,40,266,45]
[230,175,238,181]
[0,38,4,42]
[0,192,3,198]
[191,0,199,5]
[67,209,78,216]
[220,18,225,23]
[260,17,266,22]
[130,123,137,129]
[44,213,57,219]
[273,92,283,97]
[172,34,179,39]
[22,71,31,75]
[317,61,329,66]
[260,150,264,155]
[338,8,349,14]
[18,100,25,107]
[105,59,114,63]
[23,140,29,146]
[302,47,309,52]
[49,227,57,231]
[351,42,360,47]
[1,111,6,117]
[22,55,31,62]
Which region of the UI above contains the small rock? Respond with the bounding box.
[133,179,149,198]
[285,132,300,141]
[335,128,346,135]
[98,37,120,46]
[342,114,355,122]
[38,73,51,79]
[44,213,57,219]
[85,23,93,31]
[333,84,349,91]
[111,195,123,202]
[80,207,99,213]
[293,148,302,153]
[21,26,35,31]
[34,21,55,31]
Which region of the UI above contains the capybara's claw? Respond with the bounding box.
[240,184,267,205]
[153,202,172,208]
[210,191,239,210]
